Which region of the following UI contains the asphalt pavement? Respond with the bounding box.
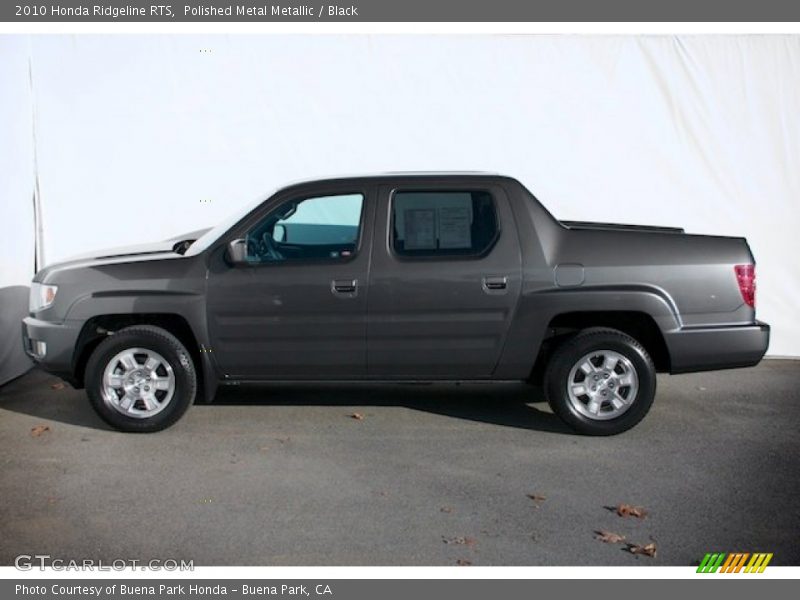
[1,361,798,566]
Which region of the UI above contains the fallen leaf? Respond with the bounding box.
[440,506,454,514]
[350,412,364,420]
[615,503,648,518]
[594,530,626,544]
[30,425,51,437]
[456,559,472,566]
[527,493,547,507]
[626,542,657,558]
[442,536,477,547]
[50,382,65,390]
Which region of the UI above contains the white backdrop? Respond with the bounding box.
[2,34,798,364]
[0,37,35,384]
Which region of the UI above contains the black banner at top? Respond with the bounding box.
[4,0,800,22]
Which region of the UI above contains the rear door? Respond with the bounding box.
[366,181,522,379]
[206,184,375,380]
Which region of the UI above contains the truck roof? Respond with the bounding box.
[279,171,511,189]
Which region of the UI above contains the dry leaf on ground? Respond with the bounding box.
[594,530,626,544]
[527,493,547,507]
[626,542,657,558]
[30,425,51,437]
[456,559,472,566]
[350,412,364,420]
[50,382,65,390]
[615,503,648,518]
[440,506,454,514]
[442,536,477,547]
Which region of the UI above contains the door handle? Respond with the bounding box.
[482,276,508,292]
[331,279,358,295]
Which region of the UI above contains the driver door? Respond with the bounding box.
[206,185,375,380]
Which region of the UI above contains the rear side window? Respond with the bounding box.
[391,190,498,258]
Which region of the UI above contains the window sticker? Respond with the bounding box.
[438,206,472,249]
[404,208,437,249]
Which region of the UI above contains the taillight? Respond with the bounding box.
[734,264,756,308]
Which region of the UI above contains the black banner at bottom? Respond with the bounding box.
[3,579,795,600]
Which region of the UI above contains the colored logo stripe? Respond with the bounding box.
[697,553,726,573]
[720,553,749,573]
[697,553,773,573]
[745,553,773,573]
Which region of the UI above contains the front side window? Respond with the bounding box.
[391,190,498,258]
[245,193,364,263]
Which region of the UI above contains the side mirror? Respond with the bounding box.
[227,238,248,265]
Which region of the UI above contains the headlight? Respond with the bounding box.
[29,283,58,312]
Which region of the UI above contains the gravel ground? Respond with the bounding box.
[1,361,798,566]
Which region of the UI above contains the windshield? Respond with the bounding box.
[183,189,276,257]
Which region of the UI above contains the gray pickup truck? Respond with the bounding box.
[22,173,769,434]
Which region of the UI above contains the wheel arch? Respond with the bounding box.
[72,313,204,393]
[530,310,671,382]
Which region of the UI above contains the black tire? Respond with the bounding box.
[544,327,656,436]
[85,325,196,432]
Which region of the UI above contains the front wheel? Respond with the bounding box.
[85,325,196,432]
[544,328,656,435]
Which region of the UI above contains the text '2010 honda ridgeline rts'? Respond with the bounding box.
[22,174,770,434]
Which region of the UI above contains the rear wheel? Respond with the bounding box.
[85,325,196,432]
[544,328,656,435]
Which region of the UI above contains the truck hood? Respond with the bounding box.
[33,228,211,282]
[61,228,212,261]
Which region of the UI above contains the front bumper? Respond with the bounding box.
[665,321,770,374]
[22,316,83,384]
